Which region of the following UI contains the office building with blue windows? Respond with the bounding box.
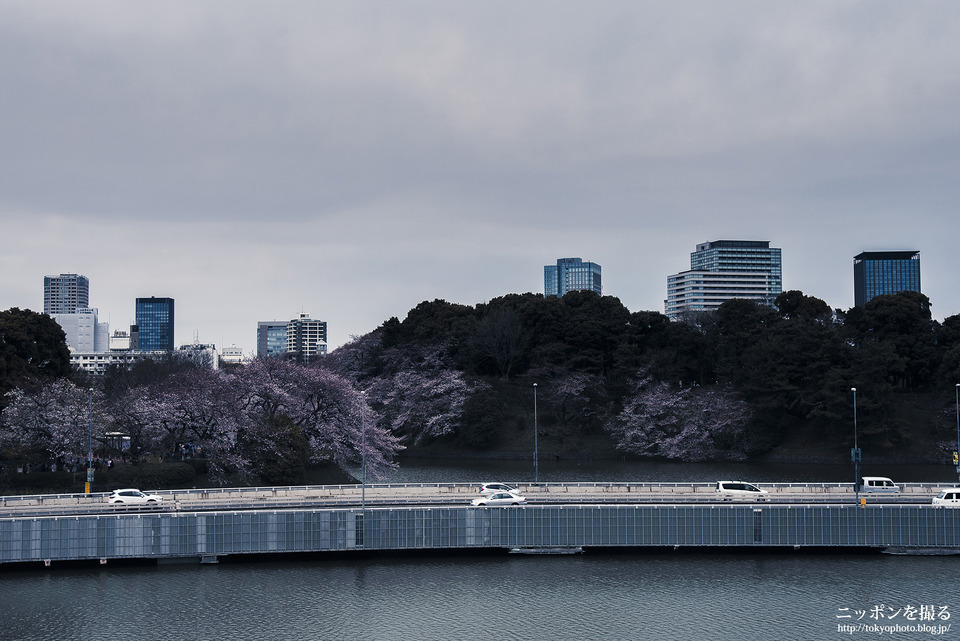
[544,258,602,298]
[257,314,328,362]
[665,240,782,319]
[853,251,921,307]
[135,297,175,352]
[257,321,288,358]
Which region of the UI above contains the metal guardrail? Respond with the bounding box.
[0,481,950,519]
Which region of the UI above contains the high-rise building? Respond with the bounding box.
[544,257,602,298]
[52,308,110,352]
[135,297,175,351]
[44,273,90,314]
[257,321,288,358]
[665,240,782,319]
[853,251,921,307]
[285,313,327,363]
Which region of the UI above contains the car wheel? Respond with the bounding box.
[511,502,519,505]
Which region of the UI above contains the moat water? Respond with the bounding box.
[3,460,959,641]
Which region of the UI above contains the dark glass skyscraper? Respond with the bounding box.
[135,297,175,351]
[853,251,921,307]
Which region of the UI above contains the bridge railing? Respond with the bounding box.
[1,481,952,519]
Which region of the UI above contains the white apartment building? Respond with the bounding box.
[286,313,327,363]
[53,308,110,352]
[665,240,782,319]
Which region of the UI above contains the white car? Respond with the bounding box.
[932,489,960,507]
[479,482,519,496]
[108,488,163,504]
[861,477,900,495]
[715,481,768,501]
[472,492,527,506]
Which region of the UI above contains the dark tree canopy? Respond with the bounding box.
[0,308,71,406]
[6,287,959,472]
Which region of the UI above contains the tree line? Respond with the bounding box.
[327,289,960,463]
[2,288,959,488]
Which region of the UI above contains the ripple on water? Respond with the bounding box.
[1,553,957,641]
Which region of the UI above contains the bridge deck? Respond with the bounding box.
[3,501,960,567]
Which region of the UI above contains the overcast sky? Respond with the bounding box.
[2,1,959,353]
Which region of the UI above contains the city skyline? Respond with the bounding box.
[2,3,959,351]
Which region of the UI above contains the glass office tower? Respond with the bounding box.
[257,321,288,358]
[135,297,175,351]
[853,251,921,307]
[544,257,602,297]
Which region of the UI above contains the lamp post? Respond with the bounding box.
[86,388,94,495]
[955,383,959,484]
[361,390,366,512]
[533,383,539,485]
[851,387,861,502]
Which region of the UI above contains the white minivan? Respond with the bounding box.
[860,477,900,495]
[932,489,960,507]
[715,481,768,501]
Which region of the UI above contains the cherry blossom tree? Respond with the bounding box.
[360,344,486,446]
[103,358,400,483]
[234,358,400,478]
[321,332,385,382]
[1,380,110,465]
[107,384,172,461]
[605,369,752,461]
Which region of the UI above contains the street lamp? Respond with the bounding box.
[86,388,94,495]
[361,390,366,512]
[955,383,959,484]
[533,383,539,485]
[851,387,861,502]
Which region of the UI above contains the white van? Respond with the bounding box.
[715,481,768,501]
[932,489,960,507]
[861,477,900,495]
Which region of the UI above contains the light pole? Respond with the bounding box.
[851,387,861,502]
[361,390,366,512]
[86,388,94,495]
[533,383,539,485]
[955,383,959,484]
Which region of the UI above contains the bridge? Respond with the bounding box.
[2,482,958,567]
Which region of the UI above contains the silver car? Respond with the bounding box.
[479,482,519,496]
[472,492,527,506]
[715,481,768,502]
[108,488,163,504]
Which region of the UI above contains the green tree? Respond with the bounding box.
[467,306,532,380]
[0,308,71,407]
[845,291,939,391]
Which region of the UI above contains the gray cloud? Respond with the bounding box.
[2,1,959,349]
